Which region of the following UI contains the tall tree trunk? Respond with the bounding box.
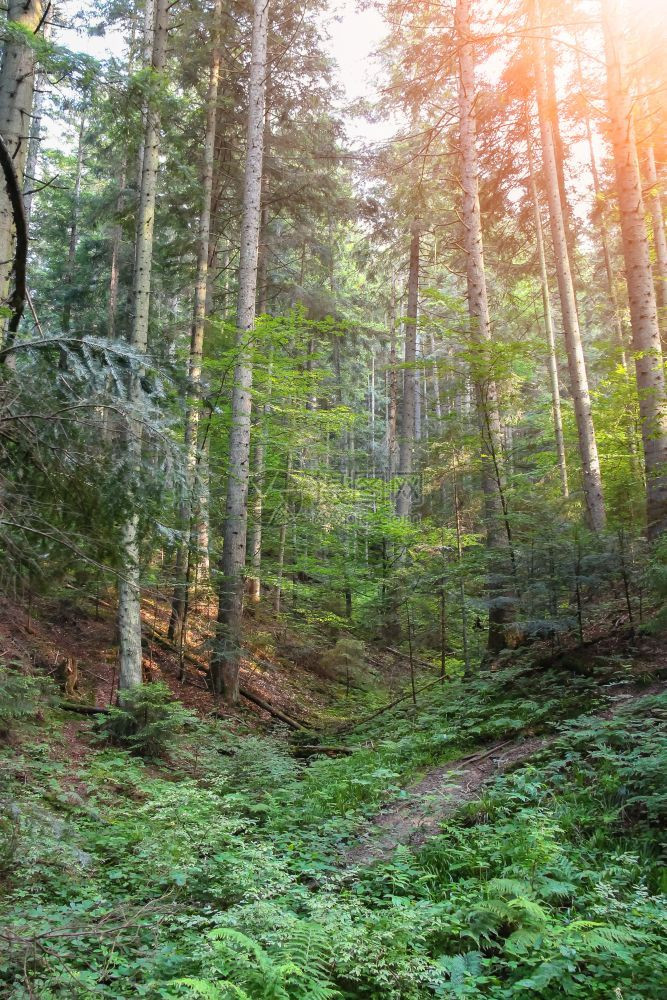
[23,9,51,233]
[396,223,419,518]
[526,116,569,498]
[602,0,667,540]
[387,278,399,481]
[455,0,514,655]
[168,0,223,645]
[529,0,606,532]
[574,46,628,363]
[117,0,169,691]
[638,112,667,331]
[247,99,272,603]
[0,0,44,331]
[62,111,86,334]
[212,0,270,703]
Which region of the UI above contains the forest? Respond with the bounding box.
[0,0,666,995]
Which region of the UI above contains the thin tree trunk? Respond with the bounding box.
[574,47,628,363]
[62,112,86,334]
[273,452,292,614]
[168,0,222,644]
[396,223,419,517]
[530,0,606,532]
[0,0,44,331]
[117,0,169,691]
[639,115,667,330]
[428,333,443,424]
[455,0,515,654]
[526,117,569,498]
[387,278,399,481]
[212,0,270,703]
[247,352,272,603]
[602,0,667,540]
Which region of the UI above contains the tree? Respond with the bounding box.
[168,0,224,648]
[396,221,420,518]
[0,0,44,331]
[602,0,667,540]
[529,0,606,532]
[525,114,568,498]
[455,0,515,653]
[117,0,169,691]
[212,0,271,703]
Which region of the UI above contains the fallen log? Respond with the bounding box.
[238,686,307,730]
[60,702,109,716]
[292,744,359,758]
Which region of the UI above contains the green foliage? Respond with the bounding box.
[96,681,198,758]
[0,663,56,734]
[1,665,665,999]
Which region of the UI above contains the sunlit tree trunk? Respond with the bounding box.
[247,100,272,604]
[23,8,52,233]
[0,0,44,331]
[117,0,168,691]
[396,223,419,518]
[602,0,667,539]
[455,0,515,654]
[168,0,222,646]
[212,0,270,703]
[638,114,667,330]
[530,0,606,532]
[574,46,628,364]
[526,117,569,498]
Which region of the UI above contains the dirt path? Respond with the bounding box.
[343,684,665,865]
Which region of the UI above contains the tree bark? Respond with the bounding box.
[386,278,399,481]
[62,111,86,334]
[212,0,270,703]
[396,223,420,518]
[602,0,667,540]
[168,0,223,645]
[0,0,44,333]
[526,115,569,498]
[638,110,667,332]
[455,0,514,655]
[247,101,272,603]
[117,0,169,691]
[529,0,606,532]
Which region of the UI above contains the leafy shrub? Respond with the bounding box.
[96,681,197,757]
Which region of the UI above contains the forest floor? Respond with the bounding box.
[1,600,666,997]
[343,678,667,865]
[0,588,401,730]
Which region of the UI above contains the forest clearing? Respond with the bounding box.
[1,0,667,996]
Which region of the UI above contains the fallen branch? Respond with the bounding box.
[384,646,438,671]
[336,673,447,736]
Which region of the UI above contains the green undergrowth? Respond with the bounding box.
[0,660,665,998]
